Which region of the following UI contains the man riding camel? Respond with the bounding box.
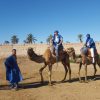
[85,34,96,63]
[52,30,63,58]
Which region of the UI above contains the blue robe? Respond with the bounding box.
[86,37,96,49]
[52,34,63,47]
[4,55,22,84]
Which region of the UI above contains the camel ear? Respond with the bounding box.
[28,47,33,50]
[66,48,71,52]
[67,47,75,51]
[27,47,34,52]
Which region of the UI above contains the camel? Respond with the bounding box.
[78,47,100,82]
[27,47,75,85]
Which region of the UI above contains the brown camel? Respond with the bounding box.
[27,47,75,85]
[78,47,100,82]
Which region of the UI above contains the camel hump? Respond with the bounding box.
[43,48,52,62]
[80,47,91,56]
[80,47,88,55]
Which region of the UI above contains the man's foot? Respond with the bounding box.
[9,84,14,89]
[14,83,19,91]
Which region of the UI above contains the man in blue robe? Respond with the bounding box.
[52,30,63,56]
[4,49,22,90]
[85,34,96,63]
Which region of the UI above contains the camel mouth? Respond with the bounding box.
[28,47,33,50]
[27,47,34,57]
[67,47,75,53]
[27,47,44,63]
[66,47,76,62]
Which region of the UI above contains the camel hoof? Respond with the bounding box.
[79,80,83,83]
[92,77,96,81]
[40,81,44,84]
[84,80,88,83]
[68,80,72,83]
[61,80,65,83]
[48,83,52,86]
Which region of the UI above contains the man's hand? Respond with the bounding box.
[57,44,60,46]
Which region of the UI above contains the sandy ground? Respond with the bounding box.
[0,57,100,100]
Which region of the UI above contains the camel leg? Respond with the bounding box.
[39,64,47,83]
[93,63,97,78]
[61,61,68,82]
[96,54,100,67]
[84,64,88,83]
[97,62,100,68]
[97,57,100,68]
[92,63,97,81]
[78,62,82,82]
[67,63,71,81]
[48,64,52,85]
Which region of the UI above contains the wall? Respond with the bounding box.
[0,43,100,58]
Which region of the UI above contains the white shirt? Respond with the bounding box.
[55,36,59,43]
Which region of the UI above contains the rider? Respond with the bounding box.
[52,30,63,57]
[85,34,96,63]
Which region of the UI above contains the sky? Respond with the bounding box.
[0,0,100,43]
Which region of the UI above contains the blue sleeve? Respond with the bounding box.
[59,35,63,40]
[88,38,94,47]
[85,38,88,44]
[90,38,94,45]
[4,56,14,67]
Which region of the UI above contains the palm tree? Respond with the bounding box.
[40,41,43,44]
[23,40,28,44]
[26,33,37,44]
[46,34,53,44]
[11,35,19,44]
[4,41,10,44]
[66,41,70,43]
[78,34,83,43]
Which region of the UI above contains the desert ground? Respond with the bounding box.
[0,57,100,100]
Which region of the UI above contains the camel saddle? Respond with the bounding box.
[81,47,98,57]
[52,47,66,60]
[80,47,98,64]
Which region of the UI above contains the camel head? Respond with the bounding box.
[66,47,76,62]
[27,47,45,63]
[27,48,35,59]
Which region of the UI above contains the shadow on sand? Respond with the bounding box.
[0,81,57,91]
[0,75,100,90]
[62,74,100,83]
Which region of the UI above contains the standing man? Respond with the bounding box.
[4,49,22,90]
[52,30,63,57]
[85,34,96,63]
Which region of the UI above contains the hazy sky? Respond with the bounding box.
[0,0,100,43]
